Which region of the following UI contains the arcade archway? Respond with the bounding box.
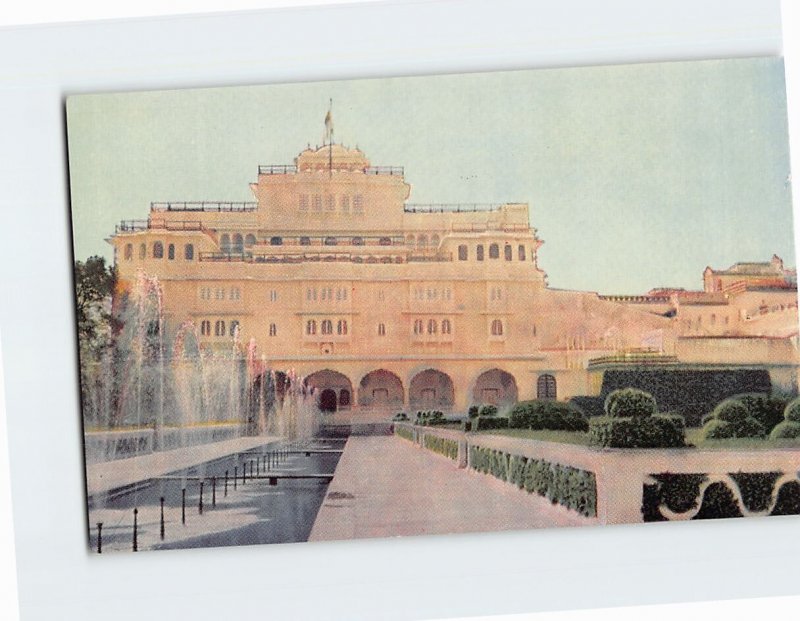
[358,369,404,409]
[409,369,454,410]
[473,369,518,406]
[304,369,353,413]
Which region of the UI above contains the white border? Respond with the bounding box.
[0,2,798,620]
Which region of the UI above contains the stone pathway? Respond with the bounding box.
[86,435,280,496]
[309,436,595,541]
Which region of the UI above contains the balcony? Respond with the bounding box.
[115,219,206,234]
[197,251,453,265]
[258,164,298,175]
[150,201,257,212]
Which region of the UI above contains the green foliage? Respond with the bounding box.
[771,481,800,515]
[589,415,686,448]
[642,473,708,521]
[702,399,766,440]
[392,412,409,421]
[730,472,782,512]
[423,434,459,460]
[461,420,472,432]
[74,256,117,351]
[712,400,749,424]
[478,404,498,417]
[414,410,446,426]
[568,396,605,417]
[769,421,800,439]
[508,400,589,432]
[468,405,480,419]
[693,482,743,520]
[606,388,657,418]
[394,425,414,442]
[469,445,597,517]
[473,416,509,431]
[734,393,787,433]
[784,398,800,423]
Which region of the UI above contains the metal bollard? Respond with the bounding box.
[182,488,186,525]
[97,522,103,554]
[160,497,165,540]
[234,466,238,490]
[133,508,138,552]
[225,470,229,496]
[212,476,217,507]
[199,481,204,515]
[242,462,246,485]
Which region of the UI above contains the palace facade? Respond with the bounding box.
[109,138,800,418]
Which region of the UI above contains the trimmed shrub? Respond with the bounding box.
[713,400,749,424]
[461,419,473,432]
[784,398,800,423]
[771,481,800,515]
[770,421,800,439]
[589,414,686,448]
[734,393,786,433]
[508,400,588,432]
[693,482,743,520]
[474,416,509,431]
[392,412,408,421]
[468,405,480,419]
[606,388,657,418]
[568,396,605,418]
[394,425,414,442]
[423,434,458,460]
[702,419,735,440]
[478,404,498,417]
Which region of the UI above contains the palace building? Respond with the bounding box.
[109,133,800,420]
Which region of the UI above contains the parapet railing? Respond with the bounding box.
[404,203,505,213]
[258,164,298,175]
[587,351,678,368]
[365,166,404,176]
[257,164,404,176]
[150,201,257,212]
[115,219,207,233]
[198,251,453,264]
[599,295,673,304]
[449,222,531,233]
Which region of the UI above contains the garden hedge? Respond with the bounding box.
[589,414,686,448]
[508,400,588,432]
[423,434,459,460]
[469,445,597,517]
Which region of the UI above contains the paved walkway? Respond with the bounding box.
[309,436,595,541]
[86,435,280,496]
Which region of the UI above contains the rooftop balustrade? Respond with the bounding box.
[404,203,504,213]
[198,251,453,264]
[115,219,206,233]
[257,164,404,176]
[150,201,257,212]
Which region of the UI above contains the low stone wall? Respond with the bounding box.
[84,424,247,464]
[395,423,800,524]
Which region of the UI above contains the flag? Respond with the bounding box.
[324,106,333,143]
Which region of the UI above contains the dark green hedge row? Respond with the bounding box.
[468,445,597,517]
[642,472,800,521]
[394,425,415,442]
[473,416,509,431]
[589,415,686,448]
[423,434,459,460]
[508,400,589,432]
[601,369,772,426]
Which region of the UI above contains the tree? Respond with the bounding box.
[74,256,116,355]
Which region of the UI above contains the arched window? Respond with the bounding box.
[379,237,392,246]
[139,243,146,259]
[167,244,175,260]
[413,319,424,334]
[441,319,452,334]
[337,319,348,335]
[124,244,133,260]
[476,245,484,261]
[490,319,504,336]
[220,234,231,253]
[458,245,468,261]
[269,323,277,336]
[352,237,364,246]
[431,234,440,247]
[537,374,557,400]
[711,314,716,325]
[353,195,364,213]
[340,196,350,213]
[312,195,322,212]
[324,237,338,246]
[489,243,499,259]
[417,235,428,249]
[233,234,244,254]
[378,323,386,336]
[325,195,335,211]
[245,234,257,248]
[229,320,240,337]
[300,237,311,246]
[427,319,438,334]
[214,320,226,336]
[200,320,211,336]
[321,320,333,335]
[299,194,309,211]
[270,236,283,246]
[184,244,194,260]
[153,241,164,259]
[518,245,526,261]
[306,320,317,335]
[406,234,415,246]
[504,245,513,261]
[339,390,350,406]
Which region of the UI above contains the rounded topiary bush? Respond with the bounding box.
[607,388,656,418]
[770,421,800,439]
[702,418,734,439]
[468,405,480,419]
[713,400,749,424]
[735,417,766,439]
[784,398,800,423]
[479,404,498,418]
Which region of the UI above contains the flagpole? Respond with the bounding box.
[328,98,333,178]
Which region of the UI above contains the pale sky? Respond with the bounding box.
[66,57,794,294]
